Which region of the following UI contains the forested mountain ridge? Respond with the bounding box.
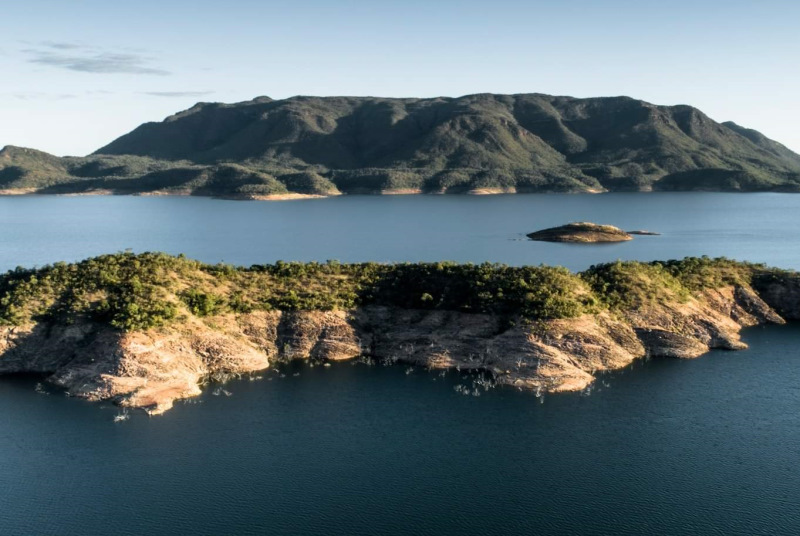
[3,93,800,196]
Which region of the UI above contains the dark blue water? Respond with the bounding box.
[1,325,800,535]
[2,193,800,272]
[3,193,800,535]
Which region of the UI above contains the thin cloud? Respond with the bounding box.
[141,91,214,98]
[10,91,77,100]
[24,47,170,75]
[39,41,86,50]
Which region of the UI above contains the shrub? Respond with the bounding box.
[1,253,776,332]
[180,289,223,317]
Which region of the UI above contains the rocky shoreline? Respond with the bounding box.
[1,255,798,415]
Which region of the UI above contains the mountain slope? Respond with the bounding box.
[4,93,800,196]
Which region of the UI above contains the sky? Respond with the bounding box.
[2,0,799,156]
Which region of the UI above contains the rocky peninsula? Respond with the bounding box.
[527,222,634,242]
[1,253,798,414]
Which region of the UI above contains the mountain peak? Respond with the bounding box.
[4,93,799,195]
[91,92,800,192]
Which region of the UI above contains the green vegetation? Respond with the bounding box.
[581,257,787,309]
[364,263,598,318]
[3,93,800,195]
[582,261,692,308]
[0,253,183,330]
[1,253,794,332]
[659,257,756,290]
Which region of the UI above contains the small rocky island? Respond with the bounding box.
[527,222,633,243]
[0,253,798,415]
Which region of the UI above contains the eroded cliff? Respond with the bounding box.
[1,254,798,414]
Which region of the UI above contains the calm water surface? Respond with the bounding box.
[1,325,800,535]
[1,192,800,271]
[2,193,800,535]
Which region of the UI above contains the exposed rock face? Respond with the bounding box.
[0,319,270,415]
[0,281,794,414]
[527,222,633,243]
[753,272,800,320]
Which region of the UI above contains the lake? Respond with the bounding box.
[2,192,800,272]
[2,193,800,535]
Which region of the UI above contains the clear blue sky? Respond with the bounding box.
[2,0,798,155]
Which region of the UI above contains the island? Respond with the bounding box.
[2,93,800,198]
[1,253,798,415]
[527,222,633,242]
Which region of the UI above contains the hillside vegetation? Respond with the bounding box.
[0,252,792,332]
[2,253,798,414]
[3,93,800,195]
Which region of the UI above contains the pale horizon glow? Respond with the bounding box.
[2,0,799,156]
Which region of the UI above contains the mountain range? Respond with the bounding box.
[3,93,800,196]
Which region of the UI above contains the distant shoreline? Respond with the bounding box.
[2,188,794,200]
[4,93,800,197]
